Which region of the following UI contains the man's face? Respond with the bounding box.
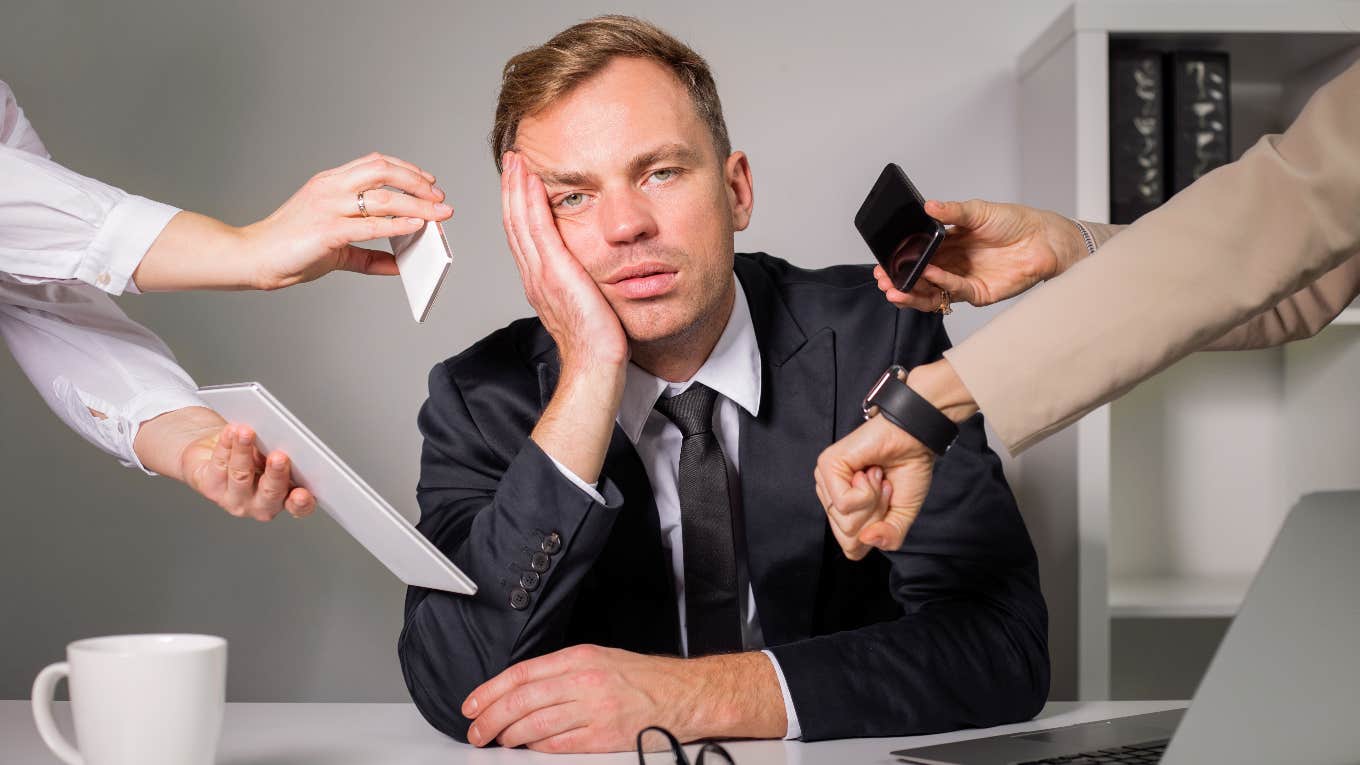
[512,57,752,346]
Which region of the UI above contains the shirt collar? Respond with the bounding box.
[616,276,762,443]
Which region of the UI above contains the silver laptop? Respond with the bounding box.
[198,382,476,595]
[894,491,1360,764]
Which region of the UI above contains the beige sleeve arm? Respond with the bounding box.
[945,61,1360,455]
[1202,254,1360,350]
[1076,224,1360,352]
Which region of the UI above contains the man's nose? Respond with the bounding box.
[599,188,658,246]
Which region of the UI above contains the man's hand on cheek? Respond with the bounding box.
[500,151,628,372]
[461,645,701,753]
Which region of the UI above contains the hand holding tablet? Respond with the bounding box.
[198,382,475,595]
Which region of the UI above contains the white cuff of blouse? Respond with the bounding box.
[85,194,181,295]
[56,379,210,475]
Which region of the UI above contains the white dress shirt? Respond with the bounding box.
[548,279,803,739]
[1,80,205,471]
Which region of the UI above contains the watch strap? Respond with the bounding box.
[866,368,959,455]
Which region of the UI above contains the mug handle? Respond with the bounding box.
[32,661,83,765]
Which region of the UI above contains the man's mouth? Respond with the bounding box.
[605,262,678,299]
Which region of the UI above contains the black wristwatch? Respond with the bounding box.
[861,365,959,455]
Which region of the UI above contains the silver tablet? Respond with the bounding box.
[198,382,476,595]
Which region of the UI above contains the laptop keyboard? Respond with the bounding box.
[1016,738,1168,764]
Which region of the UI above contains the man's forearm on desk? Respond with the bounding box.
[460,646,788,751]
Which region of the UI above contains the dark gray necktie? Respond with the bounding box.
[654,383,743,656]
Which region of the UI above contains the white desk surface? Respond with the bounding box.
[2,699,1186,764]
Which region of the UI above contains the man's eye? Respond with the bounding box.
[557,192,586,209]
[649,168,678,182]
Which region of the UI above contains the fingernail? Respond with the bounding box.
[435,202,452,215]
[433,184,445,200]
[469,722,481,744]
[238,431,254,445]
[872,467,883,481]
[466,697,478,716]
[269,455,283,468]
[407,217,424,225]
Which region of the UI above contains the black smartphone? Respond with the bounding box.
[854,163,947,293]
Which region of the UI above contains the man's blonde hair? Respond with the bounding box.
[490,15,731,172]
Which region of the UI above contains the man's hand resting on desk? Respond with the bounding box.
[133,406,316,521]
[461,645,786,752]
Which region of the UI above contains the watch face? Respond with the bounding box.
[862,365,908,419]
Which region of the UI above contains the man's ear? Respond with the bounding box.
[723,151,754,232]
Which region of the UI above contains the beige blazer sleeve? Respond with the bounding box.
[945,60,1360,455]
[1079,225,1360,351]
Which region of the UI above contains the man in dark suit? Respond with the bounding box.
[399,15,1048,754]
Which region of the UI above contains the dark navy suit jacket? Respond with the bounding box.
[399,253,1049,742]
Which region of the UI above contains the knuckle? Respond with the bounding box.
[506,688,533,715]
[369,188,393,206]
[530,712,556,738]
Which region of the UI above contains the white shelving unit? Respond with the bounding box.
[1014,1,1360,700]
[1108,574,1251,619]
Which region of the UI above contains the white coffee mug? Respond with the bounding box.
[31,634,227,765]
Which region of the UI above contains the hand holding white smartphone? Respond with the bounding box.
[390,219,453,322]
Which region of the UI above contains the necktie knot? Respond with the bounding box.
[654,383,718,438]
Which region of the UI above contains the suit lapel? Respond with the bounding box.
[735,258,837,646]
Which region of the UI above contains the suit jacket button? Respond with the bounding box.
[509,587,530,610]
[519,571,540,591]
[529,551,550,573]
[540,532,562,555]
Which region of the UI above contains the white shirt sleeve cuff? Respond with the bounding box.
[80,194,181,296]
[123,386,212,475]
[761,649,802,740]
[544,451,607,504]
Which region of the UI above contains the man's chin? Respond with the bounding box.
[617,308,698,347]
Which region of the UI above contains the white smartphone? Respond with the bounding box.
[390,219,453,322]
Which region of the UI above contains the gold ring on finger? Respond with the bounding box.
[938,289,953,315]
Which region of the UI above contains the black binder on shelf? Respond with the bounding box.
[1109,50,1166,224]
[1167,51,1231,195]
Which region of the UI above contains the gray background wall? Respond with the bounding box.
[0,0,1082,702]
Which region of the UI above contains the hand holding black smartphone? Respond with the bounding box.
[854,163,946,293]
